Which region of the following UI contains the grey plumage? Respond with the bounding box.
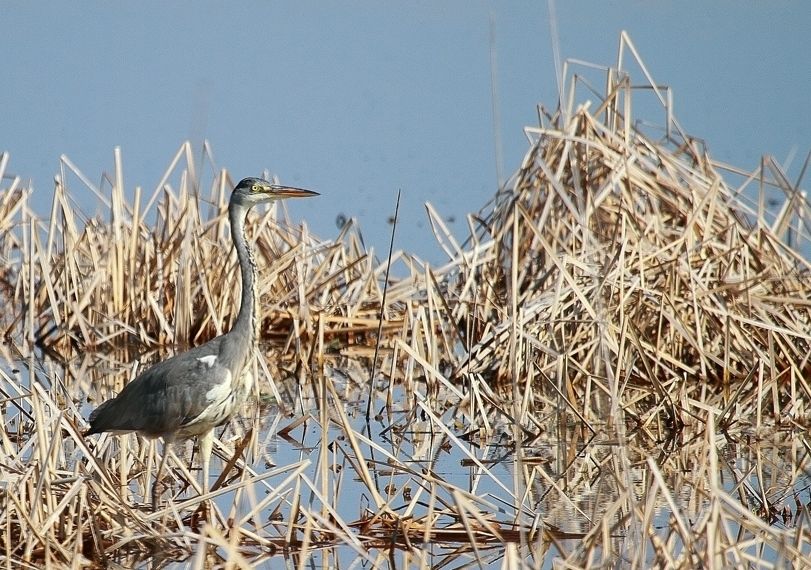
[86,177,318,507]
[87,339,235,437]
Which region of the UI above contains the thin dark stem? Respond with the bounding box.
[365,189,401,422]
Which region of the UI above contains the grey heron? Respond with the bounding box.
[86,177,318,509]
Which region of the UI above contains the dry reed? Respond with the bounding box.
[1,33,811,568]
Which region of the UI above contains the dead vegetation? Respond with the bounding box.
[2,33,811,568]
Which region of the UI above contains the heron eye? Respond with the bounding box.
[251,184,260,192]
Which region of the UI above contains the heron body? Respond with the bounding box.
[86,177,318,507]
[87,337,250,440]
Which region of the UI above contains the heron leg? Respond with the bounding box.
[190,430,214,525]
[199,429,213,496]
[152,439,171,512]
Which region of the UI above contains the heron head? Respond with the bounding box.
[232,177,319,207]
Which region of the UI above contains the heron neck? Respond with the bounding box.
[229,202,258,346]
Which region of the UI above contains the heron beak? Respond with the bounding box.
[268,185,320,198]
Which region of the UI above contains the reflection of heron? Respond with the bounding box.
[86,177,318,508]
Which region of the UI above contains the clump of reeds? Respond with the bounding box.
[415,36,811,433]
[3,145,386,357]
[2,32,811,568]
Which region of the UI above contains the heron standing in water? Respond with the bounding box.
[86,177,318,508]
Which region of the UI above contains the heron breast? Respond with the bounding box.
[205,371,233,403]
[203,371,237,422]
[178,369,237,437]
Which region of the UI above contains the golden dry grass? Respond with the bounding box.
[1,33,811,568]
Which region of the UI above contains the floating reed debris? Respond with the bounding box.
[2,33,811,568]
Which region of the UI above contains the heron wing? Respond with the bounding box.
[87,339,233,438]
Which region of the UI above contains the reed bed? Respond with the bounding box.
[2,34,811,568]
